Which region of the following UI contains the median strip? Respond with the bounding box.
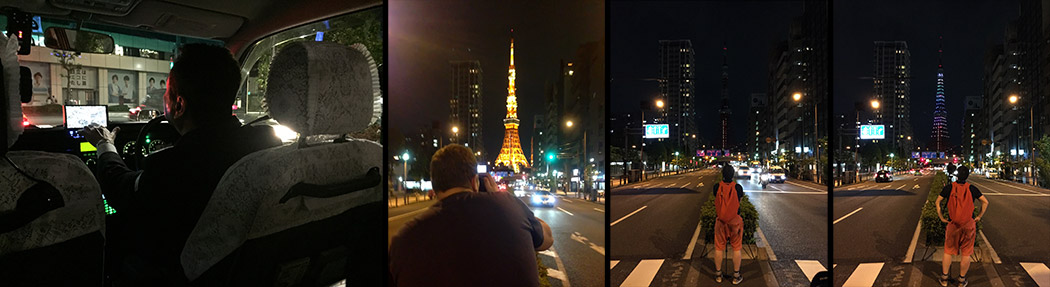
[611,206,647,226]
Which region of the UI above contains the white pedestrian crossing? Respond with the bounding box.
[620,259,663,287]
[795,260,826,282]
[842,262,884,287]
[1021,262,1050,287]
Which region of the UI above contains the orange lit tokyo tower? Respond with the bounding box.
[494,32,530,173]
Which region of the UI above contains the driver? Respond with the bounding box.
[79,43,281,285]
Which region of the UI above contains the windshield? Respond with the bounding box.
[237,7,383,143]
[5,15,221,128]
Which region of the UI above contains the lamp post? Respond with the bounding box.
[402,151,410,192]
[451,126,459,145]
[794,92,820,183]
[1008,94,1035,185]
[567,119,590,200]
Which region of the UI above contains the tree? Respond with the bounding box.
[53,50,83,104]
[1036,136,1050,188]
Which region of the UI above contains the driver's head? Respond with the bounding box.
[956,166,969,182]
[430,144,479,193]
[722,164,735,182]
[164,43,240,133]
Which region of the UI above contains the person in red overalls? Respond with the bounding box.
[935,166,988,287]
[713,164,745,284]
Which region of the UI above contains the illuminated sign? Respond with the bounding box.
[860,125,885,140]
[644,124,669,139]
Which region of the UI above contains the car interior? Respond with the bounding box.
[0,0,382,286]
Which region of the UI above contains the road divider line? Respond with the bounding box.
[787,181,827,192]
[795,260,826,283]
[744,190,825,195]
[896,184,907,190]
[557,207,574,216]
[770,184,785,192]
[611,206,647,226]
[681,183,691,188]
[594,208,605,213]
[983,193,1050,197]
[548,246,571,287]
[621,259,663,287]
[683,218,703,260]
[970,182,1000,194]
[978,230,1002,264]
[843,262,884,287]
[903,219,922,263]
[1020,263,1050,287]
[834,207,863,224]
[990,179,1044,194]
[756,226,777,261]
[387,207,428,222]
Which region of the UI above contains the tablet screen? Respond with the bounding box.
[64,105,108,129]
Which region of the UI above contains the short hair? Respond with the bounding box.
[169,43,241,121]
[111,75,118,80]
[123,75,130,81]
[33,72,42,78]
[430,144,478,192]
[149,78,155,83]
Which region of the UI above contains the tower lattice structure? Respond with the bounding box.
[930,36,950,153]
[719,43,731,150]
[494,33,530,173]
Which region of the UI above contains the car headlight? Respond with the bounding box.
[531,195,542,202]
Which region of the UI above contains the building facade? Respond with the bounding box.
[658,40,697,155]
[448,60,484,157]
[872,41,913,153]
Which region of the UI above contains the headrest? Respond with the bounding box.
[1,32,24,148]
[265,42,379,137]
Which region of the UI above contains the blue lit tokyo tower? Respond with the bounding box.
[929,36,949,153]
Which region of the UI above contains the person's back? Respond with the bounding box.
[389,191,541,287]
[388,144,550,287]
[101,117,279,282]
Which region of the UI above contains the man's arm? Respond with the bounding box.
[80,126,141,210]
[975,195,988,222]
[935,195,948,223]
[535,217,553,251]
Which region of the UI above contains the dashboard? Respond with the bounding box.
[9,123,180,171]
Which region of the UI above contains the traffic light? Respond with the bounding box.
[547,153,555,161]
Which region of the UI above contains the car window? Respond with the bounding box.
[3,15,220,128]
[237,7,382,143]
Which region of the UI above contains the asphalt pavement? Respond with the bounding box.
[609,168,829,287]
[833,173,1050,287]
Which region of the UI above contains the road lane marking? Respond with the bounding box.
[557,207,574,216]
[388,207,428,222]
[683,218,703,260]
[787,181,827,192]
[610,260,619,269]
[769,184,785,192]
[913,184,920,190]
[1020,263,1050,287]
[843,262,884,287]
[756,226,777,261]
[744,190,825,195]
[983,193,1050,197]
[542,247,571,287]
[795,260,826,283]
[970,182,1001,194]
[990,180,1046,194]
[594,208,605,213]
[611,206,647,226]
[621,259,663,287]
[562,198,574,203]
[903,219,922,263]
[571,231,605,256]
[896,184,907,190]
[665,183,677,188]
[979,230,1002,264]
[834,207,863,224]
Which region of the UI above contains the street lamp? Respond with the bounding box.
[792,92,802,102]
[870,99,880,109]
[451,126,459,144]
[565,120,573,128]
[1007,94,1035,185]
[655,99,665,109]
[566,119,590,201]
[402,151,410,191]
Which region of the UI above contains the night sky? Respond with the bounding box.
[611,1,804,148]
[389,0,604,160]
[834,0,1019,147]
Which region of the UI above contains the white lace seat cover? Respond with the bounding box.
[0,151,104,255]
[181,41,382,280]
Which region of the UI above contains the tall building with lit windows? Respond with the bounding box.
[658,40,697,154]
[872,41,913,152]
[449,61,484,156]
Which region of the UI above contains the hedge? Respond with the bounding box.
[921,171,983,246]
[537,253,551,287]
[701,194,759,244]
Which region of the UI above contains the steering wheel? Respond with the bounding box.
[128,115,170,170]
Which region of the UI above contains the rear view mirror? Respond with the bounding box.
[43,27,114,54]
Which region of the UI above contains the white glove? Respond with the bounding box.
[0,32,23,148]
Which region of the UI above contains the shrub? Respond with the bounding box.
[537,253,551,287]
[701,194,759,244]
[921,171,982,246]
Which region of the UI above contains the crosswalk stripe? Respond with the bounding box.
[1021,262,1050,287]
[610,260,619,269]
[795,260,826,283]
[843,262,884,287]
[621,259,663,287]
